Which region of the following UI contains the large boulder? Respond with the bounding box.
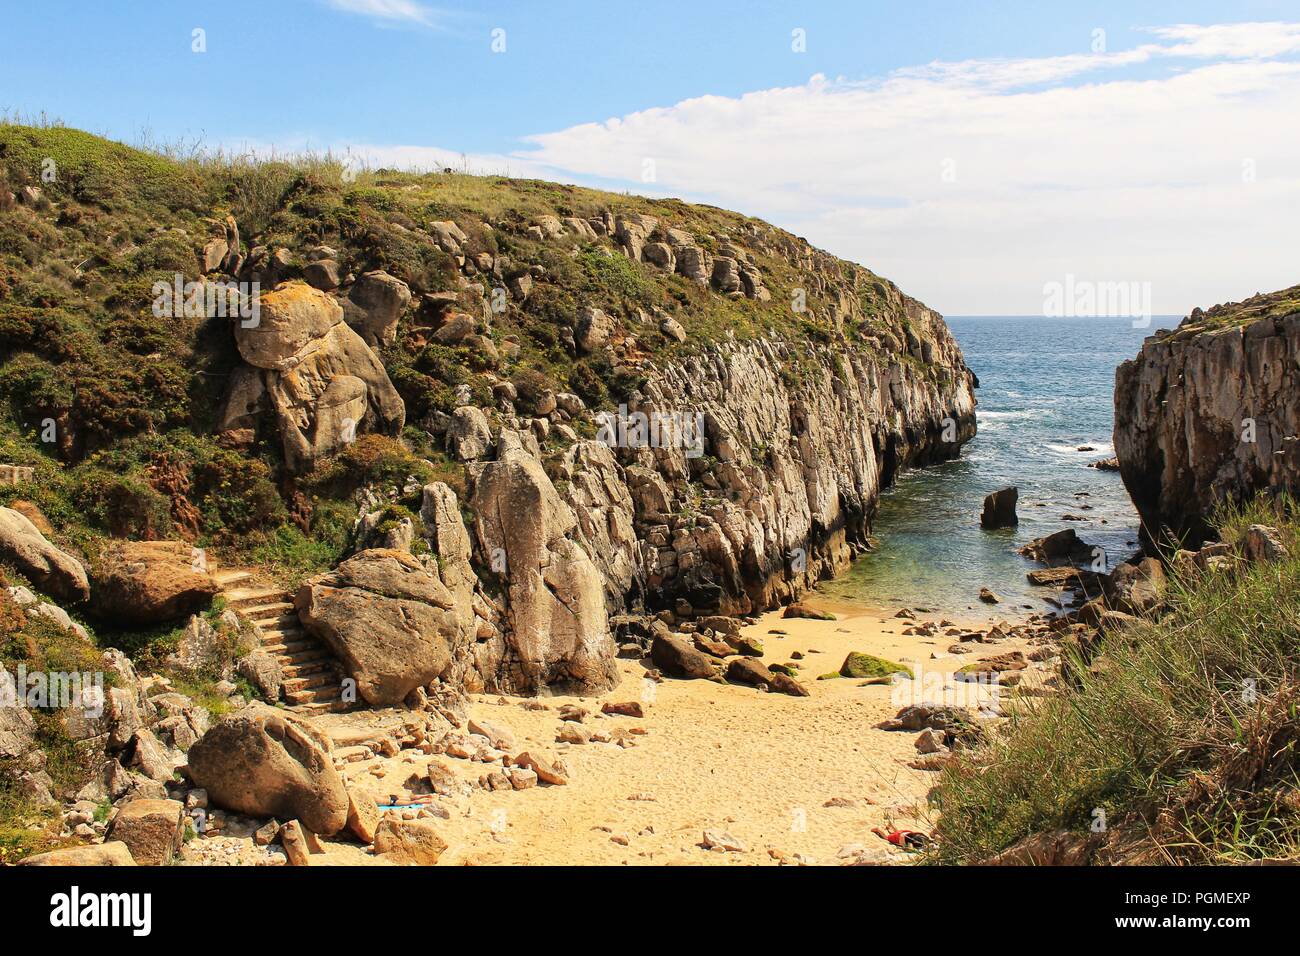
[234,280,341,371]
[421,482,476,598]
[1240,524,1288,563]
[643,242,675,272]
[1018,528,1095,565]
[89,541,218,625]
[220,281,405,473]
[186,704,350,836]
[472,439,618,694]
[166,612,235,677]
[296,549,471,706]
[0,673,37,759]
[574,306,613,353]
[419,482,484,688]
[446,406,493,461]
[236,648,284,701]
[346,790,380,844]
[1106,557,1167,614]
[725,656,772,687]
[0,507,90,603]
[674,245,711,284]
[373,817,447,865]
[345,270,411,347]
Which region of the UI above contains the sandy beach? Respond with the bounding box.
[181,596,1050,867]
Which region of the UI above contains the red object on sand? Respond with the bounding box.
[872,826,929,849]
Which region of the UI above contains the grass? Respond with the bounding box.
[928,493,1300,864]
[1160,283,1300,339]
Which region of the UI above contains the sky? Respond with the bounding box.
[3,0,1299,315]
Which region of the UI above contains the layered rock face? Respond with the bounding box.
[401,316,973,696]
[553,328,975,618]
[1114,287,1300,545]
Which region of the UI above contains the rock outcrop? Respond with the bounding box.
[186,704,350,836]
[1115,287,1300,545]
[89,540,218,625]
[104,798,185,865]
[344,269,411,347]
[0,507,90,604]
[218,281,405,473]
[472,434,618,695]
[980,487,1018,529]
[296,549,472,707]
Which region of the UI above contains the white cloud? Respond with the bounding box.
[233,21,1300,315]
[1147,21,1300,58]
[502,21,1300,315]
[323,0,441,28]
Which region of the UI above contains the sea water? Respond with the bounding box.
[818,315,1169,614]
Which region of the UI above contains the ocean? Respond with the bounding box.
[818,315,1173,616]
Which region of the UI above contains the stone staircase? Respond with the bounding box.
[214,569,350,715]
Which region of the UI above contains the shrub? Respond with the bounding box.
[307,434,431,498]
[69,467,173,539]
[929,494,1300,864]
[190,446,286,538]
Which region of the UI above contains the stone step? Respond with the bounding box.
[243,601,295,621]
[222,586,286,606]
[286,685,344,705]
[284,672,338,693]
[293,700,352,715]
[281,659,334,679]
[213,569,253,587]
[258,625,305,643]
[261,639,316,656]
[278,644,330,661]
[253,612,300,632]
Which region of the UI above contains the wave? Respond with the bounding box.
[978,409,1042,420]
[1046,440,1115,455]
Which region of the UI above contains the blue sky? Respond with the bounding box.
[4,0,1299,313]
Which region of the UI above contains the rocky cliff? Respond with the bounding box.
[558,325,974,619]
[0,125,975,701]
[1114,285,1300,546]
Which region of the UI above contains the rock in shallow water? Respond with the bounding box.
[980,486,1018,529]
